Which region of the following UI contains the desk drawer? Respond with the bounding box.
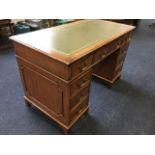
[114,41,130,77]
[93,39,120,64]
[71,55,93,79]
[70,86,89,110]
[115,34,131,46]
[93,34,131,64]
[70,71,91,97]
[93,46,108,64]
[70,96,89,122]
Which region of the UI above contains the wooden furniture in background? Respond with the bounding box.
[0,19,14,50]
[106,19,140,27]
[10,20,135,134]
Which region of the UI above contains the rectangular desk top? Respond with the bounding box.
[10,20,135,65]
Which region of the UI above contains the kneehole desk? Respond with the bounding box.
[10,20,135,134]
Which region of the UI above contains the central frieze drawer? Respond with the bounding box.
[93,34,130,64]
[93,46,108,63]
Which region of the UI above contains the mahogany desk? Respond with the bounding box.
[10,20,135,134]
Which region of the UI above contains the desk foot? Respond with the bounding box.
[105,83,113,88]
[84,108,89,115]
[105,75,121,88]
[24,98,31,107]
[62,128,69,135]
[93,73,121,88]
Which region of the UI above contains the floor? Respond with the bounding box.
[0,19,155,135]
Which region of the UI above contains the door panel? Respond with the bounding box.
[21,66,64,117]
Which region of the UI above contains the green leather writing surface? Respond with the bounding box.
[11,20,133,55]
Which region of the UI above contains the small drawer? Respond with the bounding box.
[104,35,130,55]
[110,34,130,50]
[104,39,120,54]
[117,54,125,63]
[116,62,123,72]
[116,36,125,46]
[117,44,129,63]
[125,34,131,42]
[93,46,108,63]
[71,55,93,79]
[93,40,120,64]
[70,86,90,110]
[121,34,131,45]
[70,96,89,122]
[114,65,122,77]
[117,50,126,62]
[70,71,91,97]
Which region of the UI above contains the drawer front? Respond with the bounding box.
[114,42,130,76]
[70,96,89,122]
[116,34,129,47]
[93,46,108,64]
[116,33,131,47]
[70,86,90,110]
[93,38,122,64]
[71,55,93,79]
[93,34,131,65]
[70,71,92,98]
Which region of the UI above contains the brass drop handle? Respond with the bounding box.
[117,43,120,48]
[100,53,106,59]
[76,95,82,102]
[79,66,88,72]
[78,80,89,88]
[58,114,63,118]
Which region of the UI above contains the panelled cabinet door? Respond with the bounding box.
[20,66,64,118]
